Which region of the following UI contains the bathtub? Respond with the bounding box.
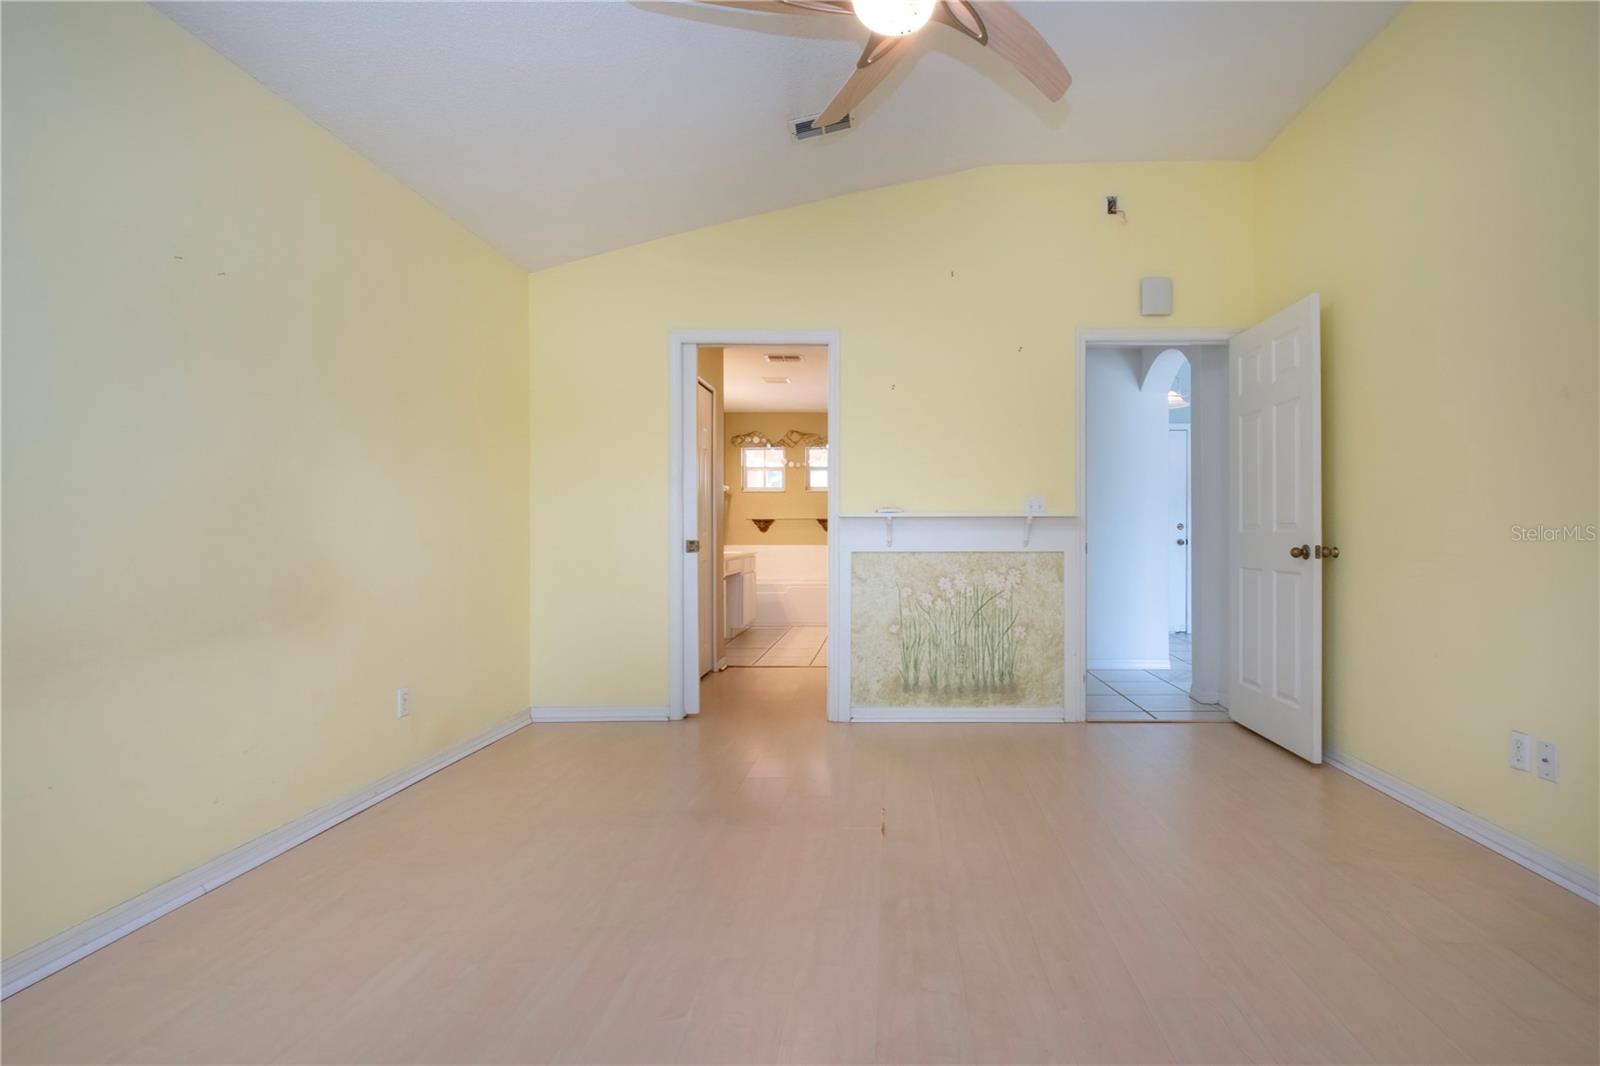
[726,544,828,627]
[754,580,828,627]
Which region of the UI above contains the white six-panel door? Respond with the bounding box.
[1228,295,1323,762]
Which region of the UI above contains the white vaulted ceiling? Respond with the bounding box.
[159,1,1399,270]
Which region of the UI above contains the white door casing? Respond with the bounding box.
[697,381,715,677]
[670,331,840,721]
[1168,425,1191,634]
[1227,295,1323,763]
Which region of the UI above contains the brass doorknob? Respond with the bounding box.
[1316,544,1340,559]
[1290,544,1310,559]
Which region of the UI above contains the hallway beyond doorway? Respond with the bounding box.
[1087,633,1228,721]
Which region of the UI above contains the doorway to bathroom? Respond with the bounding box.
[708,343,831,671]
[669,331,841,720]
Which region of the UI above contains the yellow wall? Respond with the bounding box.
[2,3,530,955]
[725,412,830,546]
[530,163,1258,707]
[1255,2,1599,871]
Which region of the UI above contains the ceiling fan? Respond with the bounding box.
[700,0,1071,127]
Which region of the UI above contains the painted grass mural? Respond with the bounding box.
[851,552,1065,708]
[895,568,1024,691]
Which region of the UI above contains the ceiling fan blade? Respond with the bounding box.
[938,0,1071,101]
[696,0,854,14]
[816,35,910,126]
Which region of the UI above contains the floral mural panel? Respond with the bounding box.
[851,552,1065,708]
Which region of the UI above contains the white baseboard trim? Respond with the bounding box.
[851,706,1067,723]
[1088,658,1171,671]
[0,707,533,1000]
[529,706,670,723]
[1325,748,1599,904]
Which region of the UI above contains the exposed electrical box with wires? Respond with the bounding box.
[794,114,853,140]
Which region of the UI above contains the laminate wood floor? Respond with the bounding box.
[4,667,1596,1064]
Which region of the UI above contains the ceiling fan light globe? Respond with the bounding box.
[852,0,935,37]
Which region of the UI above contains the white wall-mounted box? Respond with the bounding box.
[1141,276,1174,316]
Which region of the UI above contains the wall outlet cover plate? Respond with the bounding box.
[1509,730,1532,771]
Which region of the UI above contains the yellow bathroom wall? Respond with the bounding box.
[2,3,530,955]
[725,412,830,546]
[1255,2,1599,872]
[529,163,1257,707]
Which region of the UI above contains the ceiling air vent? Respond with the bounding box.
[765,353,803,363]
[793,114,853,140]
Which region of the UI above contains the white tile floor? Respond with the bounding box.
[724,625,828,668]
[1086,632,1231,722]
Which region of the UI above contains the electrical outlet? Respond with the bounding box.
[1024,495,1047,516]
[1536,739,1559,782]
[1509,730,1532,771]
[396,688,410,719]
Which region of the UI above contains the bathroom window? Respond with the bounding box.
[742,447,786,491]
[806,446,829,491]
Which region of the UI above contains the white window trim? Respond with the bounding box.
[741,446,786,492]
[805,445,829,493]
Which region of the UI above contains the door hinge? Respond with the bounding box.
[685,539,701,553]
